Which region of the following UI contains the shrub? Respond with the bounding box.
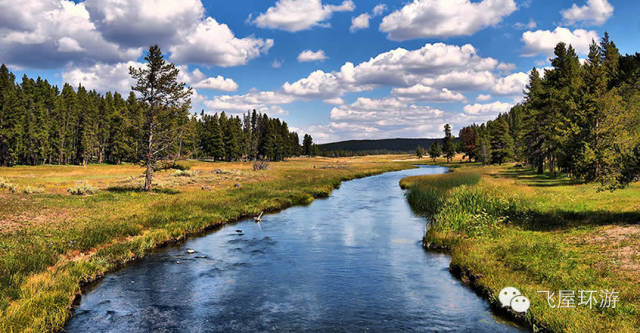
[253,160,270,171]
[0,177,17,193]
[155,161,191,171]
[67,183,97,195]
[173,170,199,177]
[22,186,45,194]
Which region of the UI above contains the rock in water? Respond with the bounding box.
[186,249,195,254]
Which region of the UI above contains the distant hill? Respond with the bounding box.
[318,138,442,154]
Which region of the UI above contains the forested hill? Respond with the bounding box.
[318,138,441,153]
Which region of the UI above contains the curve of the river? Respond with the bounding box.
[66,165,524,332]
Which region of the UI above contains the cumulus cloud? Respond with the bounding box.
[391,85,466,102]
[0,0,275,69]
[252,0,355,32]
[84,0,204,47]
[463,101,512,115]
[170,18,273,67]
[476,94,492,102]
[522,27,599,56]
[62,61,142,93]
[350,13,370,32]
[204,90,295,116]
[63,62,238,94]
[561,0,613,26]
[323,97,345,105]
[192,75,238,92]
[297,50,328,62]
[0,0,140,68]
[372,4,387,16]
[283,42,523,101]
[379,0,517,41]
[305,97,446,141]
[492,72,528,95]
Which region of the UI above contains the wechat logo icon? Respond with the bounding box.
[499,287,530,313]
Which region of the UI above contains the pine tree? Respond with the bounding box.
[129,45,192,191]
[428,142,441,162]
[442,124,455,162]
[302,134,313,156]
[489,116,514,165]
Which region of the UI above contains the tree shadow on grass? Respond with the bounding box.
[513,209,640,232]
[491,167,583,187]
[106,186,180,195]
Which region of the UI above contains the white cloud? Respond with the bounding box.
[522,27,599,57]
[170,18,273,67]
[297,50,328,62]
[62,61,142,93]
[350,13,370,32]
[323,97,344,105]
[272,59,282,68]
[0,0,140,68]
[84,0,204,47]
[379,0,517,41]
[463,101,512,115]
[192,75,238,92]
[283,42,508,100]
[303,97,447,141]
[204,90,294,116]
[57,37,84,52]
[497,62,516,72]
[514,19,537,30]
[372,4,387,16]
[252,0,355,32]
[561,0,613,26]
[492,72,528,95]
[64,62,238,94]
[476,94,492,102]
[391,85,466,102]
[283,70,345,99]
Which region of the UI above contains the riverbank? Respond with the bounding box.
[0,155,415,332]
[401,163,640,332]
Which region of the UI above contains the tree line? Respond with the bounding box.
[457,33,640,189]
[0,58,314,168]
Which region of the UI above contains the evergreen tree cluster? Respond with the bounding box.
[0,64,307,166]
[196,109,302,161]
[458,33,640,188]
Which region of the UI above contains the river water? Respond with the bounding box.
[66,165,523,332]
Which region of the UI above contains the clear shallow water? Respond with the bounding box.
[66,166,524,332]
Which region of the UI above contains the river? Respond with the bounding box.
[66,165,523,332]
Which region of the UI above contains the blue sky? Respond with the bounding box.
[1,0,638,142]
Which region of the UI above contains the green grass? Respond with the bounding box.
[0,156,416,332]
[402,164,640,332]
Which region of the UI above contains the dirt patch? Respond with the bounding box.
[587,225,640,281]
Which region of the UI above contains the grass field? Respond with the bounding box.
[0,155,416,332]
[401,163,640,332]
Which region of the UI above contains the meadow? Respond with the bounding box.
[0,156,416,332]
[402,162,640,332]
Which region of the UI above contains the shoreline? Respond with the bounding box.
[422,240,549,332]
[58,163,416,332]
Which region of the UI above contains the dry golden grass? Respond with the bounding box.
[0,155,416,332]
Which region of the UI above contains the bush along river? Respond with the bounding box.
[66,165,524,332]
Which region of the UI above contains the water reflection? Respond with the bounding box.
[67,166,524,332]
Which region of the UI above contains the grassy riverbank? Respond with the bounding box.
[0,155,415,332]
[401,162,640,332]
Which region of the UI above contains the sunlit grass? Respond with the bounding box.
[402,163,640,332]
[0,155,416,332]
